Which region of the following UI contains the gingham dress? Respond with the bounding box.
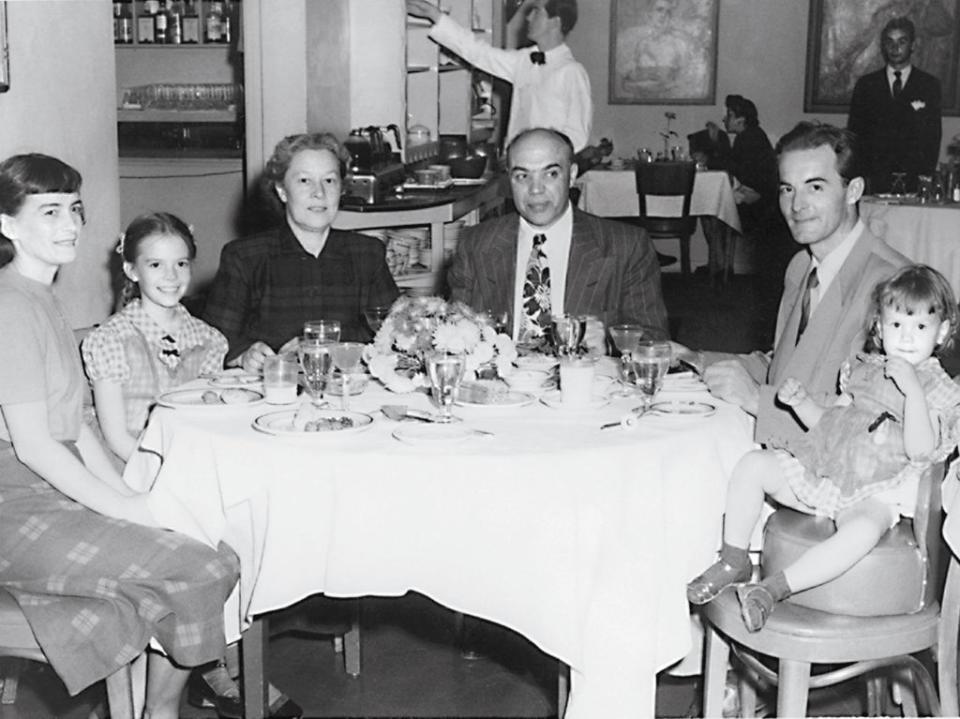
[774,353,960,518]
[0,268,239,695]
[81,300,228,437]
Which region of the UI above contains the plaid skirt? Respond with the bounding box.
[0,443,239,695]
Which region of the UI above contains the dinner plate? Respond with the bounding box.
[208,371,262,388]
[157,387,264,408]
[515,354,560,372]
[392,424,475,445]
[539,390,610,411]
[252,409,374,436]
[662,374,707,393]
[649,400,716,417]
[455,391,535,408]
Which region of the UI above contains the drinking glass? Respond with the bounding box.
[298,338,332,405]
[552,314,587,357]
[608,323,646,357]
[303,319,341,344]
[890,172,907,196]
[363,306,391,336]
[328,342,365,410]
[629,340,673,414]
[426,350,466,423]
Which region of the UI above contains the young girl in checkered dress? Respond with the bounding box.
[82,212,227,463]
[687,265,960,632]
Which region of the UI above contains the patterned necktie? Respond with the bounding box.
[522,233,551,337]
[796,266,819,345]
[892,70,902,98]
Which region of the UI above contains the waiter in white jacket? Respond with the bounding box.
[406,0,593,153]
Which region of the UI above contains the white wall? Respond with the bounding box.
[0,0,119,328]
[567,0,960,161]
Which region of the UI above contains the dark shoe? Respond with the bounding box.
[187,668,243,719]
[736,583,775,632]
[268,694,304,718]
[658,252,678,267]
[687,559,752,605]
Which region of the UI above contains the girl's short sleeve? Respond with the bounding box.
[0,291,46,404]
[81,326,131,383]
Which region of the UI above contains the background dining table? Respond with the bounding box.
[124,367,753,718]
[860,196,960,297]
[574,164,745,273]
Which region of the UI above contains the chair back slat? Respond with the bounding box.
[634,161,696,218]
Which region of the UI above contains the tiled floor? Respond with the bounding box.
[1,270,870,718]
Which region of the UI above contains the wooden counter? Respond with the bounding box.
[334,175,507,294]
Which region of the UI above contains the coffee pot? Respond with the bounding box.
[344,125,403,172]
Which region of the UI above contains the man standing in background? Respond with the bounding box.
[847,16,942,193]
[405,0,592,153]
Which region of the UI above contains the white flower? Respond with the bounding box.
[911,100,926,111]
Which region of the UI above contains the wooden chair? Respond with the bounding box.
[634,161,697,275]
[701,463,960,717]
[0,589,141,719]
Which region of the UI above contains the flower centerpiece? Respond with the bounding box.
[364,296,517,393]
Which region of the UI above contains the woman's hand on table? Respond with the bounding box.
[236,341,275,374]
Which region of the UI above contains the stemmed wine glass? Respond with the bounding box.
[628,340,673,415]
[298,339,332,406]
[425,350,466,423]
[890,172,908,197]
[329,342,365,411]
[363,306,391,336]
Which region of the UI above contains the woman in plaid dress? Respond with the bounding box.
[687,265,960,632]
[0,153,239,717]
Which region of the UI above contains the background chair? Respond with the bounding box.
[634,161,697,276]
[0,589,141,719]
[701,463,959,717]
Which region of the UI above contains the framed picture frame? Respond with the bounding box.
[0,2,9,94]
[608,0,719,105]
[804,0,960,115]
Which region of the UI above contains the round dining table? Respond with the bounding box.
[124,364,753,718]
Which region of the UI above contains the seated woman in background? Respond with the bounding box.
[203,132,400,373]
[81,211,301,718]
[0,153,238,719]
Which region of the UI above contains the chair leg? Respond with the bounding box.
[866,675,886,715]
[739,671,758,717]
[777,659,811,717]
[680,235,691,276]
[0,658,22,704]
[343,602,361,677]
[557,662,569,717]
[242,617,269,719]
[723,229,737,284]
[891,667,919,717]
[938,556,960,716]
[702,622,730,717]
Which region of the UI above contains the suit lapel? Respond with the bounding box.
[565,211,608,314]
[477,217,518,323]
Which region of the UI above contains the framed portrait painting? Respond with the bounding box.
[609,0,719,105]
[804,0,960,114]
[0,2,8,94]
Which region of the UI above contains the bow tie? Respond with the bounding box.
[530,50,546,65]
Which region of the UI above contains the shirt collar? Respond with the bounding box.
[887,65,912,85]
[122,298,207,351]
[810,219,864,295]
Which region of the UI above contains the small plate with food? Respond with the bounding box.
[157,388,264,408]
[252,404,374,436]
[208,369,262,388]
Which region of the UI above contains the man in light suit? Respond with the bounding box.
[447,127,668,349]
[693,121,909,448]
[847,16,942,194]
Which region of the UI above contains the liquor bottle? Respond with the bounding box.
[154,0,170,44]
[221,0,232,44]
[117,0,134,43]
[182,0,200,43]
[139,0,160,43]
[205,1,224,43]
[167,0,183,44]
[113,1,122,43]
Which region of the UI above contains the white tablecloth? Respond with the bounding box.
[575,168,742,233]
[125,373,753,718]
[861,198,960,298]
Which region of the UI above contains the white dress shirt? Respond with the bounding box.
[430,14,593,152]
[806,220,865,319]
[886,65,912,95]
[511,203,574,339]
